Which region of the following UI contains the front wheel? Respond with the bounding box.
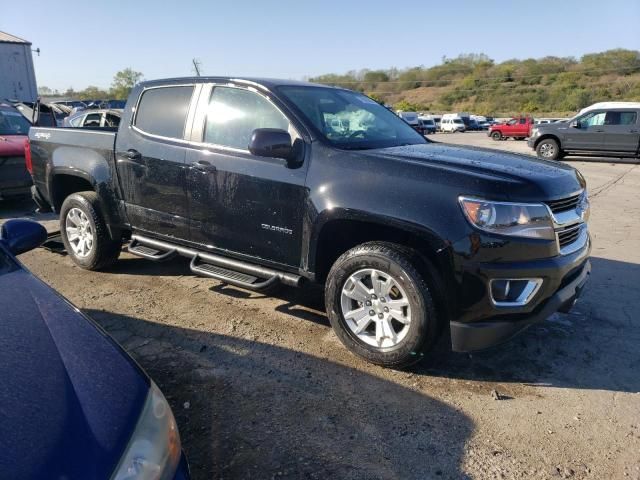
[325,242,440,367]
[491,131,502,141]
[60,192,121,270]
[536,138,562,160]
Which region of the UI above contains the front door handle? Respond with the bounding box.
[594,129,605,133]
[630,130,639,133]
[192,160,217,172]
[124,149,142,160]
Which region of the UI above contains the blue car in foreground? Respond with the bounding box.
[0,219,190,480]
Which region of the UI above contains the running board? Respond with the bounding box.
[128,238,178,261]
[190,256,279,291]
[129,234,302,290]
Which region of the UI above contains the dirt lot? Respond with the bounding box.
[2,134,639,479]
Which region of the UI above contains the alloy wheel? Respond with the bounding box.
[340,268,412,349]
[65,207,94,258]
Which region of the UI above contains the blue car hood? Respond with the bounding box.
[0,267,149,480]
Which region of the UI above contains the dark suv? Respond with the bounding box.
[529,103,640,159]
[28,77,591,367]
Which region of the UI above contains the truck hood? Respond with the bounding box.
[0,267,148,479]
[0,134,27,156]
[365,142,584,200]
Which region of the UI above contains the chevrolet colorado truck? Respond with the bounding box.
[27,77,591,367]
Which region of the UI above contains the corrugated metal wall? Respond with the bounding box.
[0,42,37,102]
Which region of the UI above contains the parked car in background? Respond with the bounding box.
[28,77,591,367]
[396,111,421,132]
[52,100,88,109]
[13,101,69,127]
[529,103,640,160]
[488,115,534,140]
[0,219,190,480]
[440,114,466,132]
[0,104,32,199]
[63,109,122,128]
[432,115,442,131]
[467,118,480,131]
[103,99,127,109]
[418,117,436,134]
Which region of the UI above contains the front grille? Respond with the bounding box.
[557,224,582,248]
[545,193,582,213]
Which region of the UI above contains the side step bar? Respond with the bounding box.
[128,234,302,291]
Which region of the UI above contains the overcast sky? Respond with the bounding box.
[2,0,639,91]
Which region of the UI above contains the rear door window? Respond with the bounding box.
[134,86,194,139]
[604,111,637,126]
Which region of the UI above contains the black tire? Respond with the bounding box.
[491,131,502,141]
[535,138,562,160]
[59,191,121,270]
[325,242,440,368]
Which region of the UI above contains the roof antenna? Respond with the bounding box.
[192,58,201,77]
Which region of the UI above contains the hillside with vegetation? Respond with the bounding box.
[308,49,640,116]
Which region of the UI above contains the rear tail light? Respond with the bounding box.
[24,138,33,174]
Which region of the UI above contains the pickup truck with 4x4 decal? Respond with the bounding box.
[27,77,591,367]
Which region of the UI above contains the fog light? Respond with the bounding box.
[490,278,542,307]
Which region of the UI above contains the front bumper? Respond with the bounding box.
[450,258,591,352]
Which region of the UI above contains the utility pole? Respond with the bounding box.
[192,58,201,77]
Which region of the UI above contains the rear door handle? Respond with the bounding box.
[630,130,639,133]
[192,160,217,172]
[594,129,605,133]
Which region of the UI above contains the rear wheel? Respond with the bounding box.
[491,131,502,141]
[325,242,440,367]
[536,138,562,160]
[60,192,121,270]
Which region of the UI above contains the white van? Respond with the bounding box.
[440,114,466,133]
[396,111,420,128]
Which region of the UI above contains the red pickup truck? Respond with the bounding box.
[488,115,534,141]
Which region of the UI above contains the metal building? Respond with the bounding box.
[0,31,37,102]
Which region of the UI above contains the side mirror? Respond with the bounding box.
[570,120,580,128]
[0,219,48,256]
[249,128,294,162]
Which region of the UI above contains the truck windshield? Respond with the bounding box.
[278,86,426,150]
[0,109,31,135]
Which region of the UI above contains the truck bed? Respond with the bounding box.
[28,127,118,208]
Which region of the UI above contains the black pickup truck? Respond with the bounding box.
[27,77,591,367]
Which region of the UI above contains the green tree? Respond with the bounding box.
[110,68,143,99]
[78,85,109,100]
[394,100,423,111]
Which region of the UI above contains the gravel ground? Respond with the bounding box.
[2,134,639,479]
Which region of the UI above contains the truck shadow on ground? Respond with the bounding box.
[86,309,474,480]
[206,256,640,395]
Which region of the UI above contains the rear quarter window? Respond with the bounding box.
[134,86,194,139]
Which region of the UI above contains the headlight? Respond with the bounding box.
[112,382,181,480]
[459,196,555,240]
[531,127,539,137]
